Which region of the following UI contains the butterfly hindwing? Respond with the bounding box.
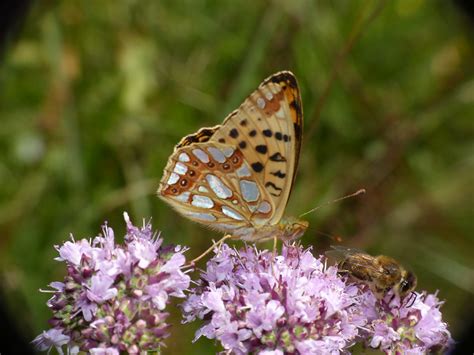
[159,142,275,235]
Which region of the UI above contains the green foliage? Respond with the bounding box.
[0,0,472,353]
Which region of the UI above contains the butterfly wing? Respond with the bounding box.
[207,71,303,224]
[158,142,276,239]
[158,71,303,236]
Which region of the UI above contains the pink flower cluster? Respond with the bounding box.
[33,213,190,354]
[33,214,453,354]
[182,243,452,354]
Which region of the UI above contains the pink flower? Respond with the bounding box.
[32,329,70,355]
[86,274,117,303]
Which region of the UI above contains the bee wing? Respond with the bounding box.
[326,246,387,277]
[337,259,387,277]
[325,245,370,261]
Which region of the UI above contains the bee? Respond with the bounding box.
[327,246,417,304]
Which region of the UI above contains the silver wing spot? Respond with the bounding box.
[173,191,190,202]
[174,162,188,175]
[192,149,210,163]
[184,211,216,221]
[222,206,245,220]
[198,186,209,193]
[257,201,271,213]
[178,152,190,162]
[207,147,226,163]
[206,174,233,199]
[191,195,214,208]
[239,180,260,202]
[236,165,251,177]
[167,173,179,185]
[222,147,234,157]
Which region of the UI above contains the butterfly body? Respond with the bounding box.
[158,71,308,242]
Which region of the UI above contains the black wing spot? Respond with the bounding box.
[290,99,302,117]
[271,170,286,179]
[294,122,302,142]
[199,128,217,138]
[251,162,264,173]
[229,128,239,138]
[265,71,298,90]
[262,129,272,137]
[255,145,268,154]
[218,138,226,143]
[265,182,283,196]
[240,119,248,127]
[249,130,257,137]
[239,141,247,149]
[269,153,286,162]
[275,132,283,140]
[283,134,289,142]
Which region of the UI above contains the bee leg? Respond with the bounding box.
[184,234,233,268]
[404,291,417,308]
[386,289,396,305]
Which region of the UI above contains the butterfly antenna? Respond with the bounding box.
[299,188,366,218]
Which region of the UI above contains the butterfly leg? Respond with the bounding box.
[269,236,280,277]
[272,235,278,259]
[184,234,233,268]
[216,234,232,254]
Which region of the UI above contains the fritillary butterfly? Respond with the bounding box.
[158,71,308,242]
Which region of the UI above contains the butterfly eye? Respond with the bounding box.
[188,170,196,177]
[231,156,240,164]
[223,163,230,170]
[180,179,188,186]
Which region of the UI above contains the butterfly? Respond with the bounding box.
[158,71,308,242]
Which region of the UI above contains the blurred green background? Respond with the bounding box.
[0,0,473,353]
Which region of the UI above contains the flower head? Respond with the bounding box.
[182,243,452,354]
[34,212,190,354]
[183,244,366,354]
[362,291,453,353]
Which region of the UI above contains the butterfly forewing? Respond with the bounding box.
[158,71,303,241]
[206,72,302,224]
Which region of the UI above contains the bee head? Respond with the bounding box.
[399,270,417,297]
